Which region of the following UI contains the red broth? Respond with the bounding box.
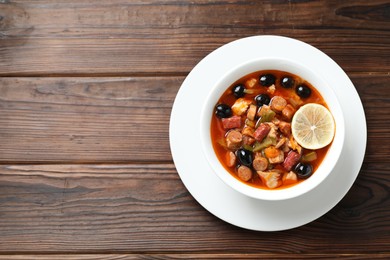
[211,70,332,190]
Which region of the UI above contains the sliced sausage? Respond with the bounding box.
[221,116,241,130]
[242,135,256,146]
[226,151,236,168]
[282,104,296,121]
[283,151,301,171]
[253,123,271,142]
[226,130,242,150]
[278,121,291,136]
[270,96,287,112]
[253,156,268,171]
[237,165,253,182]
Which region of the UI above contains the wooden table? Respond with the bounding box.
[1,1,389,259]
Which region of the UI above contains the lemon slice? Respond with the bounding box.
[291,103,335,150]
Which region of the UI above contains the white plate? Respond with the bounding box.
[169,35,367,231]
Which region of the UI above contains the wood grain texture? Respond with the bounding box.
[0,74,389,163]
[0,163,388,253]
[1,254,390,260]
[0,0,389,75]
[0,77,180,162]
[0,0,389,258]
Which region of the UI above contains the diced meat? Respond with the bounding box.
[267,122,278,139]
[270,96,287,112]
[272,117,281,125]
[226,151,236,168]
[279,121,291,136]
[241,126,254,137]
[257,170,282,189]
[221,116,241,130]
[245,78,257,88]
[283,151,301,171]
[237,165,253,182]
[264,146,284,164]
[226,130,242,150]
[288,136,302,154]
[253,123,271,142]
[253,156,268,171]
[242,135,256,146]
[281,141,291,153]
[231,98,251,115]
[282,104,296,121]
[267,84,276,94]
[275,137,286,149]
[283,171,298,186]
[247,104,257,121]
[254,152,263,159]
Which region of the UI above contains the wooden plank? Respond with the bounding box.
[0,77,181,163]
[0,74,388,163]
[0,163,388,253]
[0,254,390,259]
[0,0,389,75]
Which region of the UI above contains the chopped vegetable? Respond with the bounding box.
[301,151,317,162]
[242,144,254,152]
[252,136,276,152]
[245,118,256,128]
[256,109,276,126]
[264,146,284,164]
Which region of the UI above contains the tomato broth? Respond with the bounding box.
[211,70,333,190]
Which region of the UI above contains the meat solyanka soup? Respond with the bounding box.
[211,70,335,190]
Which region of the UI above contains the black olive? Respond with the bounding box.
[254,94,271,106]
[296,84,312,98]
[215,104,232,118]
[232,84,246,98]
[259,74,276,87]
[281,77,295,88]
[294,163,313,179]
[236,149,253,167]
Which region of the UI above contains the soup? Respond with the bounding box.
[211,70,335,190]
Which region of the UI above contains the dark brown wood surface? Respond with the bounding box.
[0,0,389,258]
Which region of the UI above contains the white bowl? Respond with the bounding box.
[200,57,345,201]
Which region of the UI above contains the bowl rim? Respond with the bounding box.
[200,57,346,201]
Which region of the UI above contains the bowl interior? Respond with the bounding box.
[200,57,345,201]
